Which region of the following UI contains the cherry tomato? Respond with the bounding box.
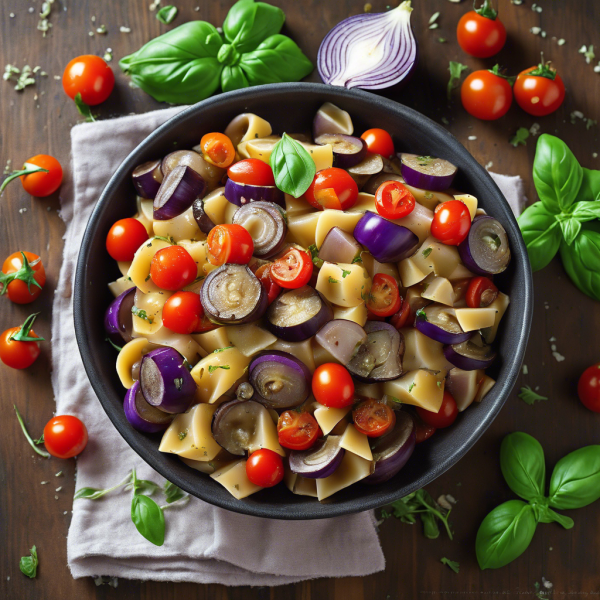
[277,411,321,450]
[457,3,506,58]
[43,415,88,459]
[245,449,284,487]
[417,391,458,429]
[304,168,358,211]
[163,291,204,334]
[461,68,513,121]
[466,276,498,308]
[514,65,566,117]
[255,264,282,304]
[106,218,149,262]
[360,128,395,158]
[227,159,275,186]
[353,398,396,438]
[367,274,402,318]
[431,200,472,246]
[150,246,197,291]
[0,313,43,369]
[411,411,436,443]
[312,363,355,409]
[270,248,313,289]
[390,300,412,330]
[62,55,114,105]
[1,251,46,304]
[20,154,63,197]
[200,132,235,169]
[577,364,600,413]
[207,224,254,267]
[375,180,415,220]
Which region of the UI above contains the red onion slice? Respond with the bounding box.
[124,380,173,433]
[154,165,207,220]
[400,153,457,191]
[162,149,225,191]
[192,197,216,234]
[315,319,367,364]
[289,436,345,479]
[317,227,362,264]
[224,178,285,209]
[313,102,354,139]
[132,160,163,199]
[232,201,287,258]
[104,287,135,345]
[314,134,367,169]
[444,339,497,371]
[458,215,511,275]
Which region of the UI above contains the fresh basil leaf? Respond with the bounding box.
[475,500,537,570]
[571,200,600,221]
[223,0,285,54]
[440,557,460,573]
[119,22,223,105]
[534,503,574,529]
[221,64,249,93]
[558,215,582,245]
[164,480,187,503]
[559,221,600,301]
[548,445,600,510]
[447,61,469,101]
[517,202,561,272]
[238,34,313,86]
[74,487,108,500]
[270,133,316,198]
[577,167,600,202]
[74,93,96,122]
[131,494,165,546]
[500,432,546,502]
[533,134,583,214]
[156,5,178,25]
[19,545,38,578]
[133,479,160,495]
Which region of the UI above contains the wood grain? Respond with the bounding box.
[1,0,599,598]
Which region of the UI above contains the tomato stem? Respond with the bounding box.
[10,312,45,342]
[529,52,557,80]
[474,0,498,20]
[0,251,43,295]
[0,165,49,194]
[14,405,51,458]
[488,64,516,85]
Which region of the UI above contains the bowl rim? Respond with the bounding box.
[74,82,533,519]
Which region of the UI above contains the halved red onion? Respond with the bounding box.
[444,339,496,371]
[458,215,511,275]
[154,165,207,220]
[224,178,285,209]
[266,286,333,342]
[318,1,417,90]
[132,160,163,199]
[211,399,267,456]
[354,211,419,263]
[347,321,404,383]
[364,411,415,484]
[161,149,225,190]
[124,380,173,433]
[315,134,366,169]
[232,201,287,258]
[289,435,345,479]
[104,287,135,345]
[415,305,472,345]
[318,227,362,264]
[315,319,367,364]
[192,197,216,234]
[313,102,354,139]
[200,264,267,325]
[399,153,457,191]
[249,350,311,410]
[140,347,197,414]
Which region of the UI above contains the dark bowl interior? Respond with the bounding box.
[74,83,532,520]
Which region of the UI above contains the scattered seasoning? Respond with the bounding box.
[328,276,339,284]
[593,153,598,158]
[438,37,447,43]
[531,3,542,12]
[557,38,566,46]
[173,377,184,391]
[441,117,450,125]
[149,0,161,10]
[518,386,548,405]
[552,351,565,362]
[178,430,188,440]
[485,161,493,170]
[364,3,372,12]
[437,495,453,510]
[440,557,460,573]
[40,481,49,485]
[341,269,351,279]
[530,27,541,36]
[468,135,477,141]
[38,0,55,37]
[120,26,132,33]
[56,486,62,492]
[522,364,528,375]
[529,122,541,137]
[55,471,63,477]
[408,382,416,393]
[156,5,178,25]
[510,127,530,147]
[429,11,440,24]
[132,306,153,323]
[208,364,230,374]
[579,45,595,64]
[423,247,433,258]
[3,64,38,91]
[96,24,107,34]
[511,0,523,4]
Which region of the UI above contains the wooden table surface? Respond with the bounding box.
[1,0,599,598]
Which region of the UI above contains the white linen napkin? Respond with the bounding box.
[488,171,527,217]
[51,106,385,586]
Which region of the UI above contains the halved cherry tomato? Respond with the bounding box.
[353,398,396,438]
[390,299,412,330]
[0,313,43,369]
[207,224,254,266]
[227,158,275,186]
[270,248,313,289]
[577,364,600,413]
[255,264,282,304]
[411,411,436,443]
[246,449,284,487]
[375,180,415,219]
[417,391,458,429]
[19,154,63,197]
[431,200,471,246]
[277,411,321,450]
[312,363,355,409]
[106,218,149,262]
[514,63,565,117]
[461,68,513,121]
[457,2,506,58]
[150,246,197,291]
[200,132,235,169]
[466,276,498,308]
[62,55,114,105]
[1,251,46,304]
[162,291,204,334]
[360,128,395,158]
[367,274,402,318]
[304,168,358,211]
[43,415,88,459]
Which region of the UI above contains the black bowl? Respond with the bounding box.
[74,83,532,520]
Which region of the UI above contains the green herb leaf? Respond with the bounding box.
[33,433,44,445]
[0,165,49,195]
[500,432,546,502]
[421,511,440,539]
[131,494,165,546]
[559,221,600,301]
[270,133,316,198]
[440,557,460,573]
[178,429,188,441]
[341,269,351,279]
[74,93,96,122]
[510,127,530,147]
[518,203,561,272]
[132,306,153,323]
[164,480,187,503]
[422,247,433,258]
[408,382,416,393]
[328,276,339,284]
[518,385,548,406]
[156,5,178,25]
[0,252,43,296]
[308,244,324,268]
[558,215,582,246]
[212,346,234,353]
[351,255,363,264]
[105,337,123,352]
[208,364,230,374]
[415,307,428,321]
[447,61,469,101]
[14,405,50,458]
[74,472,133,500]
[576,167,600,202]
[19,546,38,578]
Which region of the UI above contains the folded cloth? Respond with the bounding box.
[51,107,385,586]
[489,171,527,217]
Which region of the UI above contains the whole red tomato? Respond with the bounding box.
[461,67,513,121]
[63,55,114,105]
[514,63,565,117]
[578,364,600,413]
[44,415,89,458]
[457,1,506,58]
[1,251,46,304]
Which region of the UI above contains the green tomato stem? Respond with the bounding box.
[14,405,50,458]
[0,165,49,194]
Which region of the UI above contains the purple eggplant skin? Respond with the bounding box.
[414,308,473,345]
[132,160,163,199]
[353,211,419,263]
[363,411,416,484]
[399,153,457,192]
[224,178,285,209]
[140,347,197,414]
[314,134,367,169]
[443,341,497,371]
[289,436,345,479]
[124,380,173,433]
[154,165,207,221]
[162,149,225,191]
[315,319,367,365]
[232,201,287,259]
[362,172,404,196]
[317,227,362,264]
[192,197,216,234]
[458,215,511,276]
[104,287,136,345]
[211,399,267,456]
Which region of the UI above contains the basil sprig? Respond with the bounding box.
[519,134,600,300]
[270,133,316,198]
[19,545,38,578]
[119,0,312,105]
[476,432,600,569]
